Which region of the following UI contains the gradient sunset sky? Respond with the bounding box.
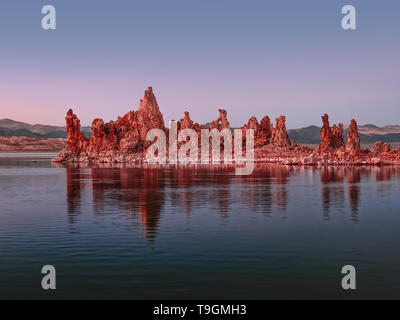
[0,0,399,128]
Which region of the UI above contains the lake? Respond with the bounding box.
[1,153,400,299]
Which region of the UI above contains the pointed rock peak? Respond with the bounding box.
[146,86,153,94]
[241,116,259,132]
[321,114,330,127]
[139,86,160,113]
[218,109,227,117]
[209,109,230,130]
[65,109,80,127]
[217,109,230,128]
[260,115,271,125]
[349,119,358,130]
[143,86,154,100]
[64,108,88,152]
[247,116,259,125]
[275,115,287,129]
[134,87,166,139]
[178,111,195,130]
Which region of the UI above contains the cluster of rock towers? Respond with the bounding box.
[56,87,365,163]
[319,114,360,155]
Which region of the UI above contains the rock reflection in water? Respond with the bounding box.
[321,167,361,221]
[60,163,400,240]
[66,167,89,223]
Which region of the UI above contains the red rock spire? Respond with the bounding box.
[271,116,291,147]
[345,119,360,154]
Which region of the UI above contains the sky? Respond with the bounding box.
[0,0,399,128]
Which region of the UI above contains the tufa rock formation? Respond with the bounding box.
[65,109,88,153]
[260,116,274,144]
[371,141,393,154]
[55,87,165,163]
[209,109,230,130]
[135,87,166,141]
[270,116,291,147]
[177,111,202,133]
[176,111,203,150]
[331,123,345,149]
[345,119,360,154]
[319,114,332,152]
[54,87,400,166]
[319,114,345,152]
[178,111,194,130]
[319,115,361,155]
[241,115,273,147]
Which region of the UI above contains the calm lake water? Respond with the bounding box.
[1,153,400,299]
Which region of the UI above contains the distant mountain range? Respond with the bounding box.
[287,124,400,145]
[0,118,91,138]
[1,118,400,145]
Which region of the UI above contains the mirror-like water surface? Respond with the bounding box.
[1,153,400,299]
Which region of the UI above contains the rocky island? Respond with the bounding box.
[53,87,400,166]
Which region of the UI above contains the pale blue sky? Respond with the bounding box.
[0,0,399,128]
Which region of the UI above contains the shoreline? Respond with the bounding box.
[51,152,400,167]
[50,159,400,169]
